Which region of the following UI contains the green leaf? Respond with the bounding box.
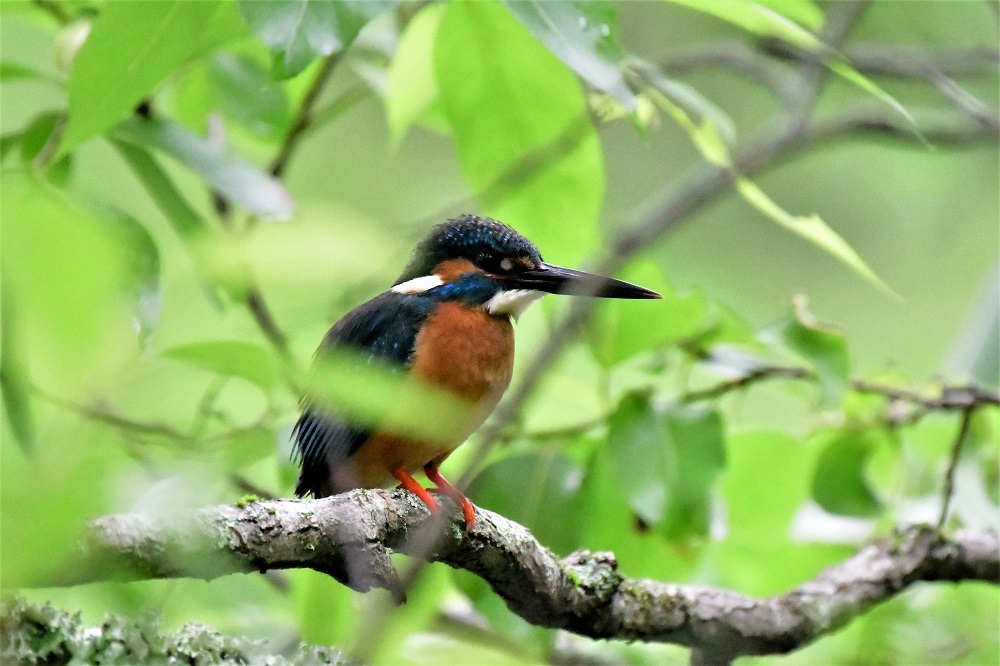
[99,208,162,347]
[630,58,735,143]
[19,111,62,163]
[1,292,34,454]
[208,52,290,137]
[116,116,295,220]
[307,351,474,445]
[0,61,47,81]
[663,0,823,51]
[662,0,915,130]
[721,430,811,544]
[224,429,275,469]
[468,449,586,554]
[386,3,446,144]
[109,139,207,241]
[736,178,897,297]
[829,60,917,129]
[752,0,824,30]
[110,139,239,307]
[163,341,281,392]
[606,391,670,524]
[237,0,396,79]
[590,260,708,367]
[1,173,139,391]
[503,0,636,110]
[657,404,726,539]
[63,0,247,153]
[435,0,604,265]
[771,297,850,407]
[946,264,999,389]
[811,428,884,517]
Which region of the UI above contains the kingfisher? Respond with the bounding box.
[293,214,660,531]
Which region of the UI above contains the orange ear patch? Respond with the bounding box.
[434,258,480,282]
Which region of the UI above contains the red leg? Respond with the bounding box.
[393,468,438,514]
[424,464,475,532]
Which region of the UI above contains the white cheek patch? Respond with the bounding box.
[391,275,444,294]
[486,289,546,320]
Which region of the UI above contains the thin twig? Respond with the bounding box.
[32,385,193,444]
[938,406,977,529]
[681,365,813,403]
[269,53,342,178]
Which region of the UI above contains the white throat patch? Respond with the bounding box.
[391,274,444,294]
[486,289,545,320]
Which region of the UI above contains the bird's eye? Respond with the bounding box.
[499,258,514,272]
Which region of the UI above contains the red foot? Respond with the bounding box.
[424,464,475,532]
[393,468,438,514]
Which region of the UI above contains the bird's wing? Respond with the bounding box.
[292,292,436,498]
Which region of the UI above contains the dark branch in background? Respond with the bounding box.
[73,493,999,661]
[269,54,342,178]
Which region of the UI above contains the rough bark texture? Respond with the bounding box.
[74,491,998,660]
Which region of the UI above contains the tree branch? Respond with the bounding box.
[71,493,998,660]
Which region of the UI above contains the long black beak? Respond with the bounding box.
[504,263,662,299]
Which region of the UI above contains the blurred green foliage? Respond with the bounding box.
[1,0,997,664]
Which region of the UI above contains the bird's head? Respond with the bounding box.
[392,215,661,318]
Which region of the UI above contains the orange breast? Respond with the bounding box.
[345,303,515,489]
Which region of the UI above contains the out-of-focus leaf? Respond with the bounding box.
[663,0,823,50]
[1,133,20,160]
[208,53,290,137]
[753,0,824,29]
[109,139,207,241]
[721,430,811,544]
[590,260,708,367]
[2,425,123,588]
[606,391,670,525]
[737,180,897,298]
[237,0,397,79]
[1,292,33,454]
[828,60,917,129]
[436,0,603,265]
[224,429,275,469]
[1,173,137,391]
[0,61,46,81]
[645,80,732,168]
[581,443,704,581]
[663,0,915,129]
[308,351,473,445]
[630,58,735,142]
[100,208,162,347]
[116,116,295,220]
[945,263,999,388]
[111,138,245,307]
[164,341,280,392]
[503,0,635,110]
[770,297,850,407]
[386,3,446,144]
[63,0,247,153]
[45,154,73,188]
[812,428,884,517]
[468,449,586,554]
[19,111,62,163]
[656,404,726,539]
[522,343,604,433]
[689,303,758,349]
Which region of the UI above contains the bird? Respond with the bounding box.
[292,214,661,531]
